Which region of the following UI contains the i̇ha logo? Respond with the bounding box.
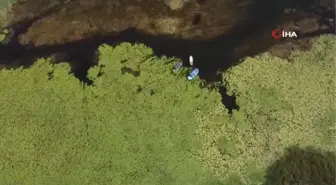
[272,28,298,39]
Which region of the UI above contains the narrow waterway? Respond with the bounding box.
[0,0,334,83]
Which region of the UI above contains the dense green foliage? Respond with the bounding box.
[0,35,335,185]
[0,43,224,185]
[196,34,336,184]
[0,60,86,184]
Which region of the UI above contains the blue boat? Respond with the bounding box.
[172,62,183,73]
[187,68,199,80]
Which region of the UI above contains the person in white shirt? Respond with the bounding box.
[189,55,193,66]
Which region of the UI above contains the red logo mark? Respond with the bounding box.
[272,29,282,39]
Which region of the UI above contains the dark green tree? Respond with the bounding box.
[264,146,336,185]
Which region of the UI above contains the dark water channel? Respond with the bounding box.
[0,0,334,111]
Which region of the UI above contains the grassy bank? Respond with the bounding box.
[0,0,15,42]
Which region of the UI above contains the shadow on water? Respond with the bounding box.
[0,0,334,110]
[263,146,336,185]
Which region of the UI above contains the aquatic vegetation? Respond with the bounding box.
[196,34,336,184]
[0,42,223,185]
[0,35,335,185]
